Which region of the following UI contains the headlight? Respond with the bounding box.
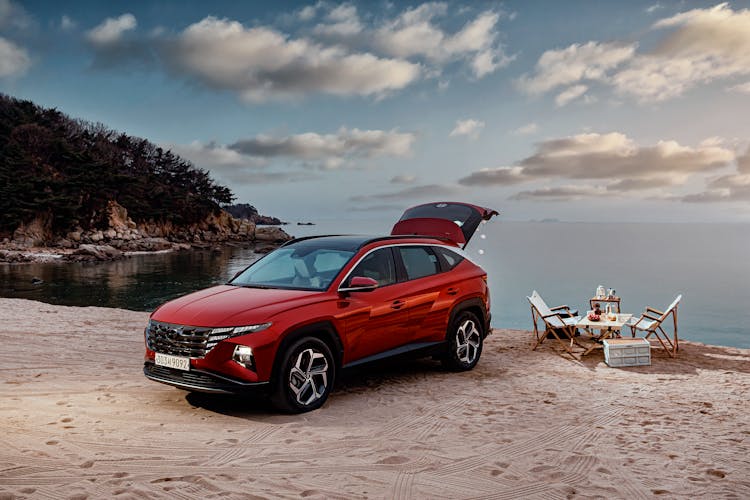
[232,345,255,370]
[206,323,272,350]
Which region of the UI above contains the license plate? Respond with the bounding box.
[155,353,190,371]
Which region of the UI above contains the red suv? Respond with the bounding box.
[144,202,498,412]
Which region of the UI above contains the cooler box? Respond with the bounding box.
[603,338,651,367]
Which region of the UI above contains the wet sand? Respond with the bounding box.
[1,298,748,499]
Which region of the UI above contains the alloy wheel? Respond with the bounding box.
[288,347,329,406]
[455,319,481,364]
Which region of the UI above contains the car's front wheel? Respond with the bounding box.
[443,311,484,371]
[271,337,335,413]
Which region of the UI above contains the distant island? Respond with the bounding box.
[223,203,286,225]
[0,94,289,262]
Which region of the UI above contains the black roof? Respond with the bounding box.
[282,234,449,252]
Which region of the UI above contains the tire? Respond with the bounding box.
[443,311,484,371]
[270,337,335,413]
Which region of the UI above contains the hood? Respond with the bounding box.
[150,285,323,327]
[391,201,499,248]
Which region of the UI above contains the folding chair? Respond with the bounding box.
[628,294,681,357]
[527,290,581,358]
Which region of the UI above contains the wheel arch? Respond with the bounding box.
[448,298,489,338]
[270,321,344,382]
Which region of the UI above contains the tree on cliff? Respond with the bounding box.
[0,94,234,236]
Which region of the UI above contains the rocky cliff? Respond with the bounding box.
[1,201,291,262]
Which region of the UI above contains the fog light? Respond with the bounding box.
[232,345,255,371]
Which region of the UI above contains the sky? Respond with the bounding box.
[2,0,750,222]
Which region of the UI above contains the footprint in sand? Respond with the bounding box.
[706,469,726,479]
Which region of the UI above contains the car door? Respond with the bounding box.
[391,201,498,248]
[339,247,412,363]
[394,245,454,344]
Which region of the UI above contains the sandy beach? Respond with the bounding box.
[0,298,748,499]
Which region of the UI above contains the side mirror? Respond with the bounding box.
[339,276,379,293]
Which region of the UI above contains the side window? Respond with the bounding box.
[347,248,396,287]
[398,246,440,280]
[434,246,465,271]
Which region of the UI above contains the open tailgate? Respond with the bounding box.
[391,201,499,248]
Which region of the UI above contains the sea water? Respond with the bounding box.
[1,220,748,348]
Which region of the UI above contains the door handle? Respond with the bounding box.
[447,287,459,296]
[391,300,405,310]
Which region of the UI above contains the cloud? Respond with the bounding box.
[510,184,609,201]
[645,3,664,14]
[682,174,750,203]
[165,17,420,102]
[555,84,588,107]
[87,13,137,45]
[374,5,513,78]
[167,141,267,169]
[229,127,416,163]
[458,131,736,201]
[682,147,750,203]
[458,166,528,186]
[84,4,515,102]
[349,183,462,202]
[518,41,635,95]
[390,174,416,184]
[219,170,320,185]
[313,4,362,37]
[729,81,750,94]
[0,36,30,78]
[449,118,484,139]
[167,141,324,185]
[0,0,31,30]
[518,132,733,180]
[296,2,325,22]
[512,122,539,135]
[60,15,76,31]
[522,4,750,103]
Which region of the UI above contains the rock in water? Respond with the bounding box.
[68,244,124,261]
[255,226,291,242]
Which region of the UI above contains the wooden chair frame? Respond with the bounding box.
[528,291,581,359]
[629,295,681,357]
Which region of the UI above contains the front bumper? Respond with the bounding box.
[143,362,269,394]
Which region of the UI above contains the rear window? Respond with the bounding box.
[398,246,440,280]
[434,247,465,270]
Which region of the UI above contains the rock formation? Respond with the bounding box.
[1,201,291,262]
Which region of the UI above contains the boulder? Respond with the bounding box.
[0,250,33,263]
[254,226,292,243]
[69,244,124,261]
[121,237,173,252]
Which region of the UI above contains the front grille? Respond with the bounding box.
[145,363,228,390]
[143,363,265,393]
[146,321,223,358]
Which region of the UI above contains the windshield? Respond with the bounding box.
[230,246,355,291]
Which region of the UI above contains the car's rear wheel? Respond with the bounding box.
[271,337,335,413]
[443,311,484,371]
